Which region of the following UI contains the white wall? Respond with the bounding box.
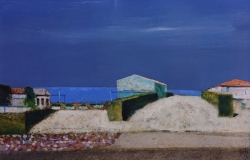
[0,106,30,113]
[208,86,222,93]
[208,86,250,100]
[221,87,250,99]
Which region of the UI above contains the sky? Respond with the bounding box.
[0,0,249,90]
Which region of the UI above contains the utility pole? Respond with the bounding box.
[59,91,60,102]
[109,91,112,101]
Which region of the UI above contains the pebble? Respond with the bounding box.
[0,132,121,152]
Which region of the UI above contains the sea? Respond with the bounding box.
[45,87,201,104]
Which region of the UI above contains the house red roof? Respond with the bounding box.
[11,88,25,94]
[220,79,250,87]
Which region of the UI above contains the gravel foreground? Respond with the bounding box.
[1,132,250,160]
[0,132,120,152]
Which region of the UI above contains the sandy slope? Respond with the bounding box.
[30,96,250,134]
[127,96,250,132]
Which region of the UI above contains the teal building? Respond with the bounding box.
[117,74,167,98]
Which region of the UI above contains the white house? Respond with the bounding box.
[11,88,26,106]
[34,88,51,109]
[208,79,250,108]
[11,88,50,109]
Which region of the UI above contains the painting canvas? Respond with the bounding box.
[0,0,250,159]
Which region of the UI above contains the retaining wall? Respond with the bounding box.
[0,106,31,113]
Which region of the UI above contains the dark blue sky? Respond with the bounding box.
[0,0,249,90]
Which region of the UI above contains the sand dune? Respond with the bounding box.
[30,96,250,134]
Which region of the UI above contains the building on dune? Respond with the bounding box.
[34,88,51,109]
[117,74,167,98]
[208,79,250,108]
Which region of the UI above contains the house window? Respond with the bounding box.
[41,98,44,105]
[226,87,229,92]
[245,91,247,95]
[242,103,246,108]
[37,98,40,105]
[46,99,49,105]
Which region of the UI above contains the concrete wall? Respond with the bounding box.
[0,106,31,113]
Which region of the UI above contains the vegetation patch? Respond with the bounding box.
[122,93,158,121]
[106,93,159,121]
[201,91,234,117]
[166,92,174,97]
[24,87,37,110]
[218,94,234,117]
[0,113,25,134]
[201,91,219,106]
[25,109,57,132]
[106,100,122,121]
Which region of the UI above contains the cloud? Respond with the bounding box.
[114,0,118,10]
[144,27,179,32]
[72,1,104,4]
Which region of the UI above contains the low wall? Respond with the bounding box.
[51,105,104,110]
[0,106,31,113]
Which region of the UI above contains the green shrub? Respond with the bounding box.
[25,109,56,132]
[201,91,234,117]
[107,100,122,121]
[51,102,61,106]
[218,94,234,117]
[122,93,158,121]
[201,91,219,106]
[0,113,25,134]
[24,87,37,110]
[106,93,159,121]
[166,92,174,97]
[65,103,72,106]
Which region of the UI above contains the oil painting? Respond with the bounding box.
[0,0,250,159]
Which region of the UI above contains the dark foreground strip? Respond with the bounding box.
[0,148,249,160]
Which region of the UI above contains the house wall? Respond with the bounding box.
[233,99,250,109]
[221,87,250,100]
[154,82,167,98]
[36,96,50,109]
[208,86,222,93]
[11,94,26,106]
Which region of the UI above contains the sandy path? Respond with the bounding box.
[109,132,250,149]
